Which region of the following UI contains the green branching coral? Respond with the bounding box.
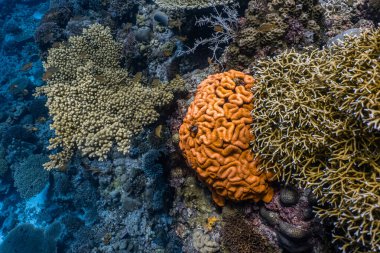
[154,0,233,10]
[252,29,380,252]
[35,24,184,170]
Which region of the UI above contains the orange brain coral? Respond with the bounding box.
[179,70,275,206]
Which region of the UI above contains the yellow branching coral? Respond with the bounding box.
[328,29,380,131]
[252,29,380,252]
[35,24,184,170]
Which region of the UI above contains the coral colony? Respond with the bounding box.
[0,0,378,253]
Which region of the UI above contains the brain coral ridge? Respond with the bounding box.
[179,70,275,206]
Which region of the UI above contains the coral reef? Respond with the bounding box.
[251,29,380,252]
[13,154,49,198]
[153,0,233,10]
[178,3,240,64]
[179,70,275,206]
[221,212,278,253]
[0,223,57,253]
[224,0,326,69]
[192,229,220,253]
[35,24,184,170]
[1,0,378,252]
[320,0,376,38]
[259,186,332,253]
[0,157,8,177]
[169,171,223,253]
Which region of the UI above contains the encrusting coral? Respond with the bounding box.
[35,24,184,170]
[179,70,276,206]
[251,28,379,252]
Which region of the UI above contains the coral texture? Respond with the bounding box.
[252,29,380,252]
[0,224,57,253]
[179,70,275,206]
[222,213,278,253]
[14,154,49,199]
[0,158,8,177]
[35,24,184,170]
[192,230,220,253]
[224,0,325,69]
[154,0,233,10]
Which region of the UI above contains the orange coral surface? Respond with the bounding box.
[179,70,275,206]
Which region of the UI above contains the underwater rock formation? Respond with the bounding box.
[179,70,275,206]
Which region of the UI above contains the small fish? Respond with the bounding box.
[175,35,188,42]
[94,75,106,83]
[169,19,183,31]
[79,52,88,58]
[42,67,59,81]
[123,22,133,32]
[133,72,143,83]
[214,25,224,33]
[20,62,33,72]
[155,124,163,138]
[30,54,40,62]
[71,15,85,21]
[36,116,46,123]
[51,42,62,48]
[257,23,276,32]
[151,79,161,87]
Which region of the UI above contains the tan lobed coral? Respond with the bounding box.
[251,29,379,252]
[154,0,233,10]
[35,24,184,170]
[179,70,276,207]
